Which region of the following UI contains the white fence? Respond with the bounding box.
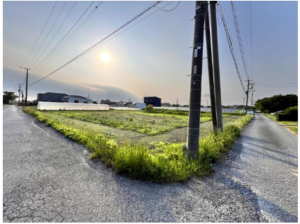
[37,102,110,111]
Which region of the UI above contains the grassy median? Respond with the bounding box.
[23,106,252,182]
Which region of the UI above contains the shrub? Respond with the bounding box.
[276,106,298,121]
[263,110,270,114]
[145,104,154,112]
[285,106,298,121]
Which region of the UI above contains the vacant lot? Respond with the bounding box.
[23,106,252,182]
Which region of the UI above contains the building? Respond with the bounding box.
[62,95,93,103]
[37,92,68,102]
[144,96,161,107]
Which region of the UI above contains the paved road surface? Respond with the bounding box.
[3,106,298,222]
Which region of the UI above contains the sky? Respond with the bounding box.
[3,1,298,105]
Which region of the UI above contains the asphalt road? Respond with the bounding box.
[3,106,298,222]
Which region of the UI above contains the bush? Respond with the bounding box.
[263,110,270,113]
[285,106,298,121]
[276,106,298,121]
[145,104,154,112]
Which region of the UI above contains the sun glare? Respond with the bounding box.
[101,53,111,63]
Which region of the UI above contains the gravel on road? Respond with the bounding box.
[3,106,297,222]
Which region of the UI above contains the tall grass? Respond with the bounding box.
[23,106,252,182]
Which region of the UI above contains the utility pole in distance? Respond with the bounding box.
[245,80,250,113]
[205,9,217,130]
[18,84,21,104]
[209,1,223,130]
[187,1,207,159]
[20,67,30,106]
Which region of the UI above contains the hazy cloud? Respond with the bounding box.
[3,67,142,102]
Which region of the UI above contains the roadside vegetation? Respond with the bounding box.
[23,106,253,182]
[265,107,298,135]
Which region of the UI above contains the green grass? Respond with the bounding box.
[23,106,252,182]
[264,113,298,135]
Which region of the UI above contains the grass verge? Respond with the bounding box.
[23,106,253,182]
[264,113,298,135]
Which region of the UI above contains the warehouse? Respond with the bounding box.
[37,92,68,102]
[144,96,161,107]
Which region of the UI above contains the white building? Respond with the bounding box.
[62,95,93,104]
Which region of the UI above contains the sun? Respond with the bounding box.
[101,53,111,63]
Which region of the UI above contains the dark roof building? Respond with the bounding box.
[37,92,68,102]
[144,96,161,107]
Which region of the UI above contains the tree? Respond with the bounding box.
[3,91,18,104]
[255,94,298,112]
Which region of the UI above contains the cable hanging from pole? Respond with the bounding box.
[230,1,250,80]
[33,1,103,73]
[218,2,246,93]
[31,1,96,72]
[29,1,162,87]
[21,1,57,67]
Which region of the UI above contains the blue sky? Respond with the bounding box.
[3,1,298,105]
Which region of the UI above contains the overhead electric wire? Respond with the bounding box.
[33,1,103,73]
[231,1,250,80]
[250,1,253,80]
[218,2,246,93]
[30,1,68,69]
[31,1,95,72]
[154,1,181,12]
[256,84,297,88]
[27,2,70,68]
[29,1,162,86]
[21,2,57,67]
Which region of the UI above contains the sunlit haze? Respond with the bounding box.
[3,1,298,104]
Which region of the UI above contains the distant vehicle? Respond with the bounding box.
[247,109,254,115]
[271,110,284,115]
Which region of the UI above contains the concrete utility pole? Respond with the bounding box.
[245,80,250,112]
[205,9,217,130]
[21,67,30,106]
[209,1,223,130]
[187,1,207,159]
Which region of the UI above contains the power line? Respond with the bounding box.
[256,84,297,88]
[30,1,68,69]
[21,2,57,67]
[218,2,246,93]
[250,1,253,80]
[33,1,103,73]
[27,2,68,68]
[231,1,250,80]
[154,1,181,12]
[31,1,95,72]
[29,1,162,86]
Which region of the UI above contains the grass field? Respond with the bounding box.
[23,106,253,182]
[264,114,298,135]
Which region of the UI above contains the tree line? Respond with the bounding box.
[255,94,298,112]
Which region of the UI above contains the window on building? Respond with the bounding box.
[74,100,79,103]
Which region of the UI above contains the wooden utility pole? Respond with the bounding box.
[205,9,217,130]
[20,67,30,106]
[187,1,207,159]
[209,1,223,130]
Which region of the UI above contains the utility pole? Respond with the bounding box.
[18,84,21,104]
[20,67,30,106]
[187,1,207,159]
[245,80,250,112]
[209,1,223,130]
[205,9,217,130]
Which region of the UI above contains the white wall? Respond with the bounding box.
[66,96,93,103]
